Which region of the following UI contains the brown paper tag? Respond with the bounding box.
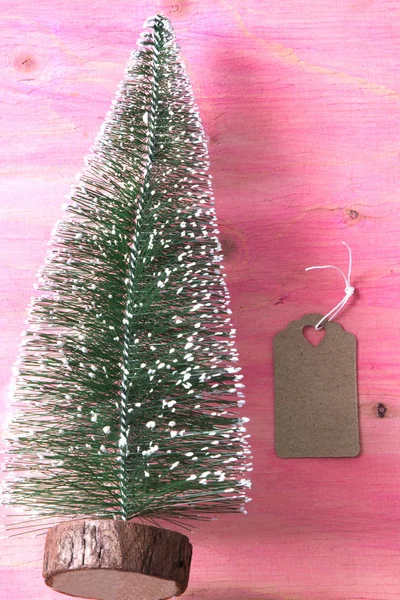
[273,313,360,458]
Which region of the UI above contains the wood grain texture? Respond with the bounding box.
[43,521,192,600]
[1,1,400,599]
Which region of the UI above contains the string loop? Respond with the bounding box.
[305,242,355,331]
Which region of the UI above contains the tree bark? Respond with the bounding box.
[43,520,192,600]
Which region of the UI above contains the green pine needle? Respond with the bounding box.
[1,14,252,528]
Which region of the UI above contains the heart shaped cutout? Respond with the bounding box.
[302,325,326,347]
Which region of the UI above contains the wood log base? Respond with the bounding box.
[43,520,193,600]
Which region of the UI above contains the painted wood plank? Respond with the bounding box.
[1,1,400,599]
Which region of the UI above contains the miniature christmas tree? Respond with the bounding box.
[1,14,251,600]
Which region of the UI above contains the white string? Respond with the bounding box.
[305,242,355,330]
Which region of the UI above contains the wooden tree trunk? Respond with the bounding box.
[43,520,192,600]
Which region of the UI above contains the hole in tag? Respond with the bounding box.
[302,325,326,347]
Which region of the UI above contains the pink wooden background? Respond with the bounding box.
[1,0,400,598]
